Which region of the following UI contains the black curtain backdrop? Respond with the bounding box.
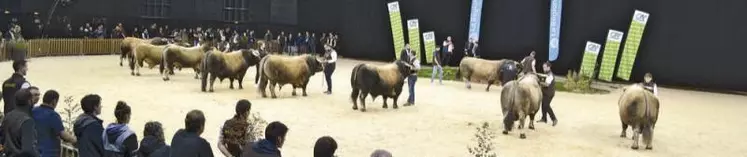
[6,0,747,92]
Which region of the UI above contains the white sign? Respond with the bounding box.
[407,19,419,29]
[585,41,601,54]
[387,2,400,12]
[633,10,650,24]
[423,32,435,42]
[607,30,624,42]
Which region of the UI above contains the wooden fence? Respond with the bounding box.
[1,38,123,62]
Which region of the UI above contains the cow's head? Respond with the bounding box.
[394,60,416,77]
[305,55,324,75]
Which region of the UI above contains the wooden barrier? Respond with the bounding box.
[0,38,123,62]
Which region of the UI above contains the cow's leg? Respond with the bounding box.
[209,75,217,92]
[352,89,360,110]
[382,96,388,109]
[528,112,536,130]
[193,67,200,79]
[162,61,171,81]
[518,111,527,139]
[392,95,399,109]
[302,79,310,96]
[229,78,235,89]
[291,85,298,96]
[620,122,628,138]
[359,92,368,112]
[465,75,472,89]
[238,72,247,89]
[486,80,493,92]
[644,126,654,150]
[269,81,278,98]
[631,126,641,149]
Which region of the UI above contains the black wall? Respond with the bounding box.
[5,0,747,92]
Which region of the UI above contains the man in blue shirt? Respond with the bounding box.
[33,90,77,157]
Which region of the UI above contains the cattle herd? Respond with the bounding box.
[116,37,660,150]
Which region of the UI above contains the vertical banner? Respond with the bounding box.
[548,0,563,61]
[387,1,405,59]
[598,30,624,81]
[580,41,601,78]
[422,31,436,64]
[617,10,650,80]
[407,19,422,61]
[467,0,484,40]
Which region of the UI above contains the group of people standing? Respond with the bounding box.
[267,30,338,56]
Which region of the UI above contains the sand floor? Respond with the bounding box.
[1,55,746,157]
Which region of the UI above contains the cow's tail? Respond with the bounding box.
[200,51,212,91]
[350,64,364,102]
[503,83,519,131]
[257,56,270,91]
[456,65,462,80]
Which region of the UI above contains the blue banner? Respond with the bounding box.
[548,0,563,61]
[468,0,483,41]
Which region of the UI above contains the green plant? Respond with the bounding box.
[246,112,269,142]
[416,66,460,81]
[562,70,593,93]
[467,122,498,157]
[61,96,82,133]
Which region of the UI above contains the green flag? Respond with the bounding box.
[580,41,601,78]
[422,31,436,64]
[617,10,650,80]
[598,30,624,81]
[387,2,405,59]
[407,19,422,62]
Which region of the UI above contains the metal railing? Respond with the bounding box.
[61,143,79,157]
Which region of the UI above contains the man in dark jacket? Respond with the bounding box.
[399,44,418,106]
[74,94,105,157]
[3,60,32,115]
[242,121,289,157]
[3,87,40,157]
[170,110,213,157]
[264,30,273,41]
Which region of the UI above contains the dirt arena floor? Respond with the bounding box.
[1,55,746,157]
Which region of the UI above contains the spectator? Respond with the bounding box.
[313,136,338,157]
[309,33,316,54]
[94,25,106,38]
[471,39,480,57]
[139,121,170,157]
[242,121,289,157]
[464,38,473,57]
[170,110,213,157]
[3,60,33,114]
[2,87,40,157]
[370,149,392,157]
[295,33,304,55]
[430,46,443,84]
[277,31,286,52]
[441,36,454,66]
[33,90,77,157]
[521,51,537,74]
[74,94,105,157]
[103,101,139,157]
[264,30,273,41]
[218,100,252,157]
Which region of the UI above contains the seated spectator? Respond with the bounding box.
[242,121,289,157]
[370,149,392,157]
[219,99,252,157]
[33,90,77,157]
[170,110,213,157]
[140,121,169,157]
[74,94,105,157]
[103,101,138,157]
[313,136,338,157]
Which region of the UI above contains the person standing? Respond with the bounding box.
[441,36,454,65]
[309,33,317,54]
[277,31,286,53]
[218,100,252,157]
[642,73,658,96]
[103,101,139,157]
[74,94,105,157]
[463,38,473,57]
[242,121,289,157]
[264,30,273,41]
[322,44,337,95]
[471,39,480,58]
[430,46,443,84]
[537,62,557,126]
[400,44,418,106]
[3,87,40,157]
[521,51,537,74]
[3,60,32,114]
[170,110,213,157]
[33,90,77,157]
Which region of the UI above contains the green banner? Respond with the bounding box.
[617,10,649,80]
[422,31,436,64]
[407,19,422,62]
[598,30,624,81]
[580,41,601,78]
[388,2,405,59]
